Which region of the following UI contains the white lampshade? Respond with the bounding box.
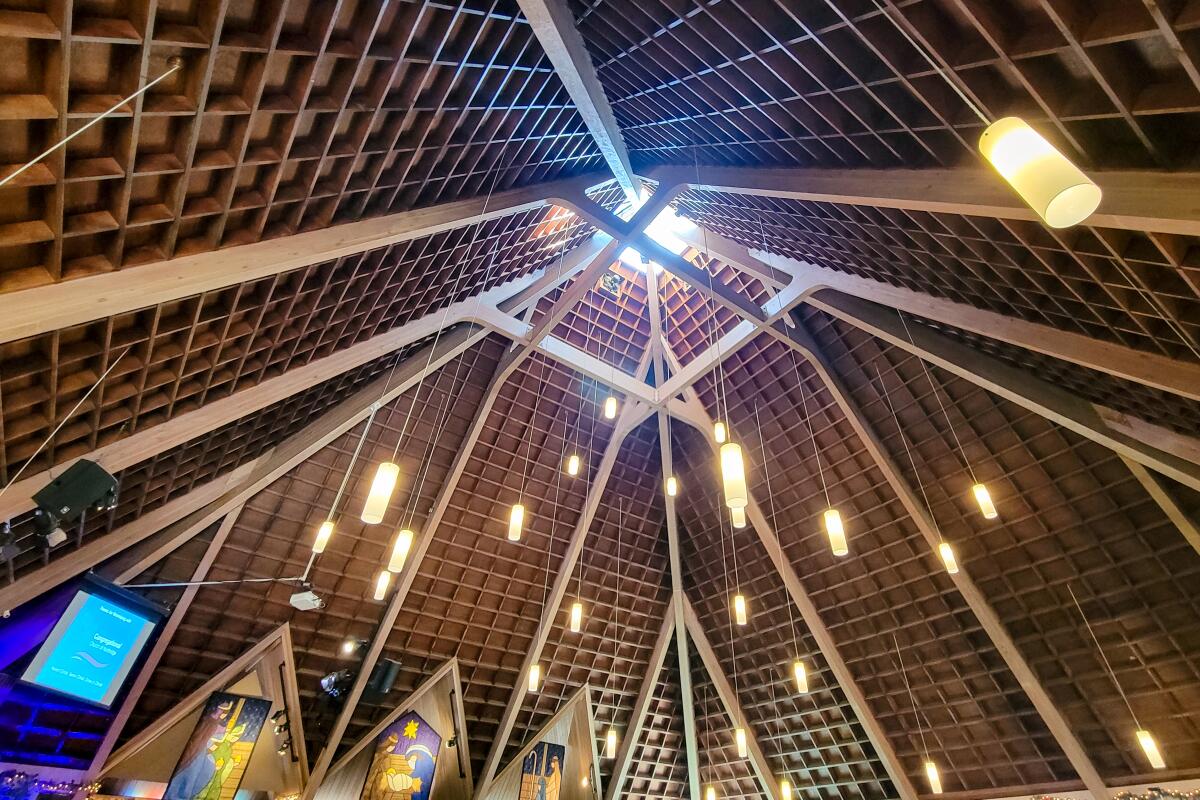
[734,727,747,758]
[731,506,746,529]
[388,528,414,573]
[373,569,391,601]
[793,659,808,693]
[714,421,727,443]
[733,593,748,626]
[824,508,847,556]
[780,778,793,800]
[528,662,540,692]
[978,117,1101,229]
[570,601,583,633]
[924,760,943,795]
[361,461,400,524]
[720,442,748,509]
[508,503,524,542]
[666,476,678,497]
[580,776,588,788]
[603,395,617,419]
[938,541,959,575]
[705,786,717,800]
[312,520,334,554]
[1137,728,1166,770]
[972,482,998,520]
[606,727,617,758]
[566,454,580,476]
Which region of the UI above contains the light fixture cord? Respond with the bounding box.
[1067,584,1142,727]
[716,470,739,701]
[693,143,731,429]
[791,351,831,507]
[894,634,931,762]
[754,402,802,669]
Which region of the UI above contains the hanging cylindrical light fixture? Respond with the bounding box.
[978,117,1101,229]
[603,395,617,420]
[705,786,717,800]
[665,475,678,497]
[373,569,391,601]
[971,483,998,520]
[605,727,617,758]
[361,461,400,524]
[528,663,540,693]
[713,421,727,443]
[924,760,943,795]
[1136,729,1166,770]
[734,727,748,758]
[824,508,847,556]
[720,442,748,509]
[938,541,959,575]
[569,601,583,633]
[793,659,808,693]
[312,520,334,554]
[732,593,748,626]
[780,778,793,800]
[388,529,414,573]
[731,506,746,529]
[508,503,525,542]
[566,453,580,476]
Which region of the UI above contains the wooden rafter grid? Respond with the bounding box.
[0,201,589,484]
[543,264,652,375]
[688,331,1079,794]
[499,416,670,788]
[570,0,1200,170]
[672,423,899,800]
[657,252,770,367]
[623,640,691,798]
[0,0,605,292]
[691,656,762,799]
[120,336,506,757]
[673,188,1200,364]
[805,307,1200,781]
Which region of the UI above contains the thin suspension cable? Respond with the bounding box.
[753,403,801,663]
[716,476,739,702]
[894,634,931,761]
[791,351,830,506]
[872,363,943,542]
[694,143,731,428]
[1068,584,1141,727]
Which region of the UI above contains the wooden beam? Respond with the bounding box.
[515,0,637,198]
[648,164,1200,236]
[475,399,656,795]
[1121,456,1200,558]
[679,228,1200,403]
[604,610,676,800]
[681,594,782,800]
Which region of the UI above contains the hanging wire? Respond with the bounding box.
[894,634,932,762]
[693,143,732,430]
[1067,584,1143,728]
[791,352,831,508]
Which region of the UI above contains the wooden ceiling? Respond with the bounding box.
[1,1,1199,799]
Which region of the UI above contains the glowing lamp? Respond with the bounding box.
[312,520,334,554]
[361,462,400,524]
[666,476,678,497]
[735,727,747,758]
[373,569,391,601]
[824,508,847,556]
[978,117,1101,229]
[781,779,792,800]
[705,786,717,800]
[733,593,748,626]
[714,421,727,443]
[528,663,540,692]
[570,601,583,633]
[341,639,355,655]
[720,442,748,509]
[604,396,617,420]
[581,776,588,788]
[606,727,617,758]
[566,454,580,476]
[731,506,746,529]
[972,483,998,520]
[508,503,525,542]
[1137,729,1166,770]
[388,528,414,573]
[793,659,808,693]
[938,541,959,575]
[924,761,943,794]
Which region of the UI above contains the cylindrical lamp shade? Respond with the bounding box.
[924,761,943,795]
[361,462,400,524]
[938,541,959,575]
[972,483,998,520]
[720,442,748,509]
[978,117,1101,228]
[1137,729,1166,769]
[373,569,391,601]
[734,727,747,758]
[705,786,717,800]
[508,503,525,542]
[731,506,746,529]
[733,593,748,626]
[824,508,847,556]
[780,779,792,800]
[312,520,334,554]
[388,529,414,573]
[569,601,583,633]
[603,396,617,419]
[793,659,808,693]
[666,476,678,497]
[606,727,617,758]
[566,454,580,476]
[714,421,727,443]
[528,663,540,692]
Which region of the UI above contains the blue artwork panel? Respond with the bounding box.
[164,692,273,800]
[520,741,566,800]
[359,710,442,800]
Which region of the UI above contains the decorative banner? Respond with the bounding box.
[164,692,273,800]
[519,742,566,800]
[359,711,442,800]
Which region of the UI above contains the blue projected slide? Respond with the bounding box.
[21,590,155,707]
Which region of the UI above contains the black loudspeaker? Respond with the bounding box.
[365,658,402,697]
[33,460,118,523]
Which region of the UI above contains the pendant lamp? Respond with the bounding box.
[924,761,943,795]
[793,659,808,693]
[312,520,334,554]
[714,421,727,443]
[569,601,583,633]
[733,593,748,626]
[1136,729,1166,770]
[731,506,746,529]
[388,529,414,573]
[665,476,678,497]
[528,663,540,692]
[705,786,717,800]
[824,508,847,556]
[566,454,580,476]
[780,779,792,800]
[508,503,525,542]
[373,569,391,601]
[720,442,748,509]
[605,727,617,758]
[938,541,959,575]
[603,396,617,420]
[734,727,748,758]
[971,483,998,520]
[362,462,400,524]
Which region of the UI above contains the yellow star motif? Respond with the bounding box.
[403,720,419,739]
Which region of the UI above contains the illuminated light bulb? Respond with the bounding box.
[341,639,356,655]
[793,659,808,694]
[938,541,959,575]
[714,421,727,443]
[580,776,588,788]
[705,786,717,800]
[361,462,400,524]
[731,506,746,529]
[312,520,334,554]
[972,482,998,520]
[569,601,583,633]
[373,569,391,601]
[978,117,1101,229]
[733,593,748,626]
[734,727,748,758]
[528,663,540,692]
[924,761,943,795]
[665,476,678,497]
[1136,729,1166,770]
[603,396,617,419]
[824,508,847,556]
[387,528,414,573]
[780,778,793,800]
[606,727,617,758]
[566,454,580,476]
[720,442,748,509]
[508,503,525,542]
